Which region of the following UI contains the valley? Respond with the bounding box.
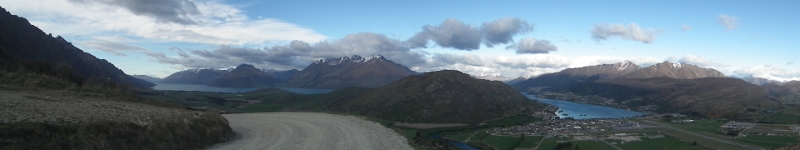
[2,1,800,150]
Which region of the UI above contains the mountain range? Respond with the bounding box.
[514,60,784,118]
[158,55,414,89]
[160,68,230,85]
[282,55,417,89]
[620,61,726,79]
[206,64,280,88]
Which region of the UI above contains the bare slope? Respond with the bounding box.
[209,112,412,150]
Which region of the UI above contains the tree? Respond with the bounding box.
[692,141,697,145]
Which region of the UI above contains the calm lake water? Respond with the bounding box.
[152,83,334,94]
[524,94,645,119]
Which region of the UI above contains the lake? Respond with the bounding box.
[152,83,334,94]
[435,94,645,150]
[525,94,645,119]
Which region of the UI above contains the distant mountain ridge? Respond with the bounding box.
[514,61,642,92]
[513,60,778,118]
[207,64,279,88]
[160,68,229,85]
[570,77,782,118]
[283,55,417,89]
[562,60,641,78]
[621,61,726,79]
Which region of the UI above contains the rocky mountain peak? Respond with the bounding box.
[314,55,386,65]
[615,60,639,71]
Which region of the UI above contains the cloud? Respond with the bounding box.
[481,18,533,47]
[406,19,483,50]
[505,37,557,54]
[734,65,800,82]
[77,36,149,56]
[717,14,739,29]
[591,23,662,43]
[681,24,692,31]
[407,18,532,50]
[668,55,730,68]
[146,32,428,70]
[431,53,484,66]
[0,0,327,45]
[70,0,200,24]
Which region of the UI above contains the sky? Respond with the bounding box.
[1,0,799,81]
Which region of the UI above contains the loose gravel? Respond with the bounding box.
[208,112,413,150]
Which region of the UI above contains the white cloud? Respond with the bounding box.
[591,23,662,43]
[717,14,739,30]
[734,65,800,82]
[0,0,327,45]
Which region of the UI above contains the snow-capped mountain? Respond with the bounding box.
[313,55,387,65]
[284,55,417,89]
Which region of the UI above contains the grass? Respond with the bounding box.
[651,127,752,150]
[516,136,544,148]
[734,135,798,149]
[537,139,559,150]
[480,135,520,150]
[655,119,726,133]
[637,120,754,150]
[399,129,417,140]
[571,140,617,150]
[615,136,706,150]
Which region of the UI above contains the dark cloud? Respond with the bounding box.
[591,23,661,43]
[70,0,200,24]
[505,38,557,54]
[407,18,533,50]
[145,32,428,70]
[407,19,483,50]
[481,18,533,47]
[79,40,148,56]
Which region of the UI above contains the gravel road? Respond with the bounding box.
[208,112,412,150]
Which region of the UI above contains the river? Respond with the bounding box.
[151,83,334,94]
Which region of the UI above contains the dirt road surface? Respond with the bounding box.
[208,112,412,150]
